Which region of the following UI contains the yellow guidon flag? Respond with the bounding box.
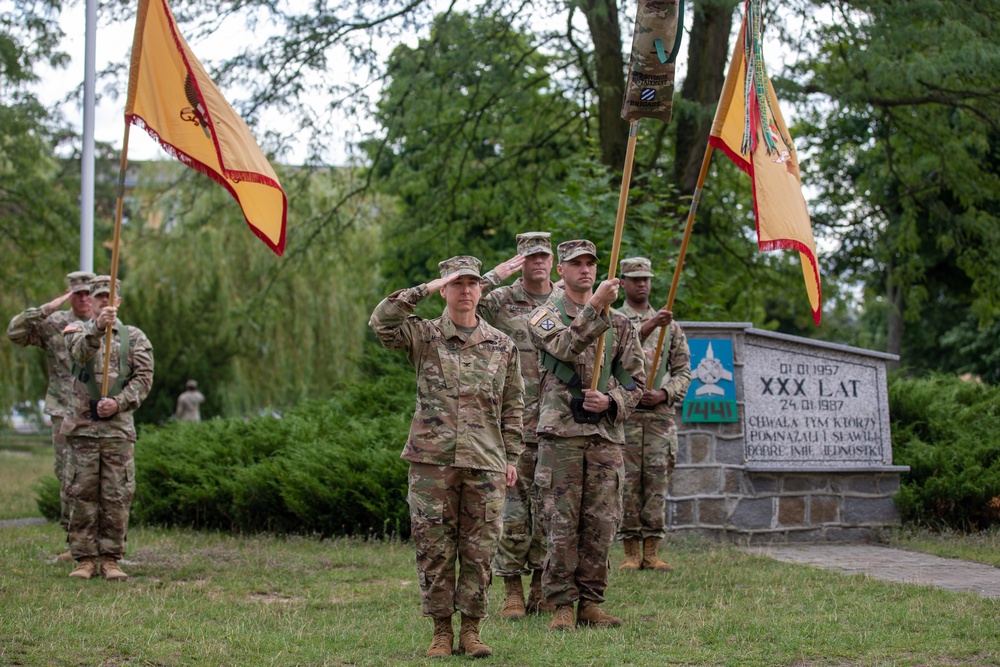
[708,2,822,325]
[125,0,287,255]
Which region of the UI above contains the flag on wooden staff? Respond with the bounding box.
[125,0,287,255]
[708,1,822,324]
[621,0,684,123]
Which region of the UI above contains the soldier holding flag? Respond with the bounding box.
[528,240,646,630]
[616,257,691,572]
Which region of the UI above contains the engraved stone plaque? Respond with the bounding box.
[743,333,893,468]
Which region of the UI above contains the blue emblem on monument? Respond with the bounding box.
[683,339,738,422]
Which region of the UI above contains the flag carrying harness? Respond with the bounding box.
[71,324,132,400]
[537,297,637,400]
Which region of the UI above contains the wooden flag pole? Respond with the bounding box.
[590,120,639,391]
[648,142,714,388]
[99,122,132,397]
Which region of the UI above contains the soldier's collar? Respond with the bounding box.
[440,315,492,347]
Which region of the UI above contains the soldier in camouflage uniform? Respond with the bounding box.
[6,270,94,557]
[369,256,524,659]
[478,232,560,619]
[61,276,154,582]
[174,379,205,421]
[616,257,691,573]
[528,240,646,631]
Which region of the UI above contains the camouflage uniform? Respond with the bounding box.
[175,381,205,421]
[618,259,691,541]
[61,277,154,562]
[528,241,646,608]
[479,232,557,579]
[5,270,94,530]
[369,256,524,620]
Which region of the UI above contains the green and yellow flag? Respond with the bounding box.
[125,0,287,255]
[709,3,822,324]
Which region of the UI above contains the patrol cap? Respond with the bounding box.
[186,379,198,390]
[89,275,122,297]
[557,239,598,263]
[620,257,654,278]
[438,255,482,279]
[516,232,553,256]
[66,271,96,294]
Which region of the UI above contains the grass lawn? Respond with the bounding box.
[1,436,997,666]
[889,525,1000,567]
[0,523,996,666]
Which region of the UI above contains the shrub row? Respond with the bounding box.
[40,344,416,538]
[889,373,1000,529]
[38,360,999,535]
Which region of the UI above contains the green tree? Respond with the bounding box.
[121,160,387,422]
[364,11,586,287]
[0,0,78,416]
[791,0,1000,377]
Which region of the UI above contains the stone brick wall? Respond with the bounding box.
[666,323,907,544]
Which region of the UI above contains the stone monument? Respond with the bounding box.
[669,322,908,543]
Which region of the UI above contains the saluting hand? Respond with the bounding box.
[426,272,461,295]
[46,291,72,312]
[492,254,525,281]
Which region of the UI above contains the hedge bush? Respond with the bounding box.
[36,344,417,538]
[889,373,1000,529]
[39,353,999,535]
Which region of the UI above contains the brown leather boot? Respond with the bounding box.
[500,576,526,620]
[619,537,641,571]
[526,569,555,613]
[101,559,129,581]
[576,600,623,628]
[425,616,453,658]
[68,557,97,580]
[457,615,492,658]
[640,537,673,572]
[55,550,74,562]
[548,604,575,631]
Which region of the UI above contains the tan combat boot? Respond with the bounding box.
[68,557,97,580]
[548,604,575,631]
[55,550,74,562]
[640,537,673,572]
[619,537,641,571]
[577,600,623,628]
[425,615,453,658]
[457,614,492,658]
[526,569,555,613]
[500,575,526,620]
[101,558,129,581]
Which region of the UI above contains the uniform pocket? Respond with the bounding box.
[407,489,444,524]
[485,497,503,524]
[534,442,554,489]
[419,344,458,392]
[125,456,136,499]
